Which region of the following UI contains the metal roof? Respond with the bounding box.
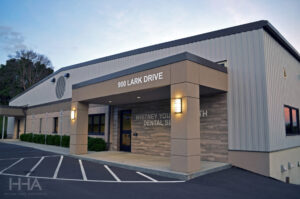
[10,20,300,103]
[72,52,227,89]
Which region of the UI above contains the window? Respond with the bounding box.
[88,114,105,135]
[284,105,299,135]
[53,117,58,134]
[39,118,42,133]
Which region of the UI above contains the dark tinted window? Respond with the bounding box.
[53,117,58,134]
[88,114,105,135]
[284,105,299,135]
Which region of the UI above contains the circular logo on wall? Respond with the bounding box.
[55,76,66,99]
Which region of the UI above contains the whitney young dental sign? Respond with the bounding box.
[118,72,164,88]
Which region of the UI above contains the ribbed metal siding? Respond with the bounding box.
[10,29,271,151]
[263,31,300,151]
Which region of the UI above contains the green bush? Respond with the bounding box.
[88,137,106,151]
[20,133,33,142]
[20,133,105,150]
[53,135,60,146]
[20,134,26,141]
[33,134,45,144]
[46,134,60,146]
[46,135,54,145]
[61,135,70,147]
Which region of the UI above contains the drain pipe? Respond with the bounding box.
[106,105,111,150]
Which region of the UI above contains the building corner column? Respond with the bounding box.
[170,82,201,173]
[70,101,88,155]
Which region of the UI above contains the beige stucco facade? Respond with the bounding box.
[2,21,298,183]
[69,59,228,173]
[229,147,300,184]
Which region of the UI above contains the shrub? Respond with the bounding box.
[53,135,61,146]
[20,133,33,142]
[46,134,60,146]
[33,134,45,144]
[20,134,26,141]
[46,135,54,145]
[24,133,33,142]
[61,135,70,147]
[88,137,106,151]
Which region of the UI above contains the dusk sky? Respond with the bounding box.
[0,0,299,71]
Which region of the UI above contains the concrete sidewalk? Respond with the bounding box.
[0,139,231,180]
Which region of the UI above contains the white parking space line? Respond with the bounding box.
[0,172,185,183]
[0,158,24,174]
[53,155,63,179]
[26,156,45,177]
[0,155,60,161]
[79,159,87,181]
[136,171,158,182]
[104,165,121,182]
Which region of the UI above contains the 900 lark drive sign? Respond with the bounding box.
[118,72,163,88]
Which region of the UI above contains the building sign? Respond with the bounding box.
[200,110,208,118]
[135,113,170,127]
[118,72,164,88]
[135,110,208,127]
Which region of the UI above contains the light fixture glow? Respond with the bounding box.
[71,109,76,120]
[137,96,141,99]
[108,100,112,103]
[174,98,182,113]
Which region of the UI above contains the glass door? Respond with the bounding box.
[120,110,131,152]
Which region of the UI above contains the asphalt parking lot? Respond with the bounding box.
[0,143,177,183]
[0,142,299,199]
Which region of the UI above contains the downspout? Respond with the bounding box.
[106,105,111,150]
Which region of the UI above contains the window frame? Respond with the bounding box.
[284,105,300,136]
[88,114,105,135]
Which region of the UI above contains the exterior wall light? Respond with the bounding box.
[71,109,76,120]
[174,98,182,113]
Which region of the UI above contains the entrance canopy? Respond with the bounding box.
[0,105,25,117]
[72,52,228,105]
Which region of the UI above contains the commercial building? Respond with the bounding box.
[1,20,299,183]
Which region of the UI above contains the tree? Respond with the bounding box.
[0,50,54,105]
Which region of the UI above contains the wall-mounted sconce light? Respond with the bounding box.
[71,109,76,120]
[174,98,182,113]
[281,165,287,173]
[64,73,70,78]
[288,162,294,170]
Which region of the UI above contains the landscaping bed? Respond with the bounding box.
[20,133,106,151]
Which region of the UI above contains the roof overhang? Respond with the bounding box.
[0,105,25,117]
[72,52,228,104]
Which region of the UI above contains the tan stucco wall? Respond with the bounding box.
[269,147,300,184]
[26,111,70,135]
[229,147,300,184]
[24,102,108,138]
[229,150,270,176]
